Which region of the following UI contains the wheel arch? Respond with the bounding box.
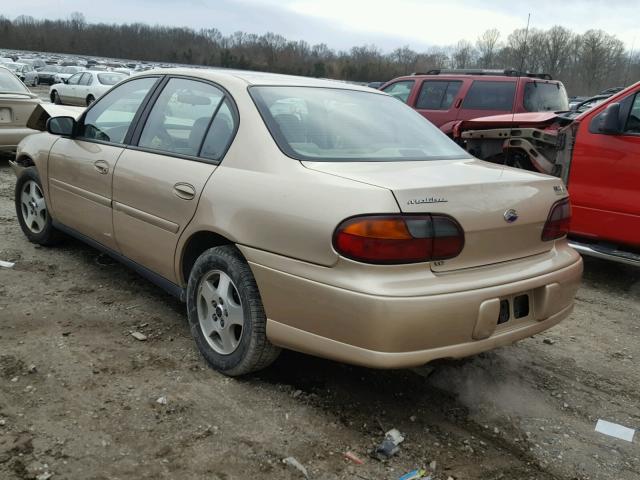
[179,230,237,286]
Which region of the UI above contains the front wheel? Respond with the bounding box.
[15,167,61,245]
[51,91,61,104]
[186,246,280,376]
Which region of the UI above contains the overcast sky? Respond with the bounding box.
[3,0,638,51]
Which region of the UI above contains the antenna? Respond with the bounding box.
[518,13,531,73]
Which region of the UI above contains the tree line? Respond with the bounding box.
[0,13,638,95]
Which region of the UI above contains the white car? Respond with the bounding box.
[49,71,128,106]
[52,66,83,84]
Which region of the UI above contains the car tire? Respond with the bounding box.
[14,167,62,246]
[86,95,95,106]
[34,76,39,86]
[186,245,280,376]
[51,91,61,104]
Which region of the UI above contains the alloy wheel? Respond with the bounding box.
[20,180,47,234]
[196,270,245,355]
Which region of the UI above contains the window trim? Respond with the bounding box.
[75,75,164,148]
[623,92,640,136]
[128,74,240,166]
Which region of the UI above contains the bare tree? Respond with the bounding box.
[476,29,500,68]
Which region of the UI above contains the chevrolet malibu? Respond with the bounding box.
[11,69,583,376]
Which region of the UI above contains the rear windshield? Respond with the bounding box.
[0,68,29,93]
[98,73,127,85]
[250,86,471,162]
[524,82,569,111]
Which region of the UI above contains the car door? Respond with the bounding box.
[112,77,237,283]
[48,76,160,250]
[457,79,517,122]
[60,72,82,104]
[568,90,640,248]
[412,79,463,131]
[76,72,93,104]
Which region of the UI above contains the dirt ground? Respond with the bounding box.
[0,155,639,480]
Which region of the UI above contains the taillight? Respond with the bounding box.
[333,214,464,264]
[542,197,571,241]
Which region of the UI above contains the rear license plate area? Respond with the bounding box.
[0,107,11,123]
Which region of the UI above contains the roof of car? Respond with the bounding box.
[140,67,382,93]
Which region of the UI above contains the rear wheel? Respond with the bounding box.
[186,246,280,376]
[34,76,39,86]
[86,94,95,106]
[15,168,61,246]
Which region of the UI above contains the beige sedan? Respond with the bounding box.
[11,68,583,376]
[0,66,39,154]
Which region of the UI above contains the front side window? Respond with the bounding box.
[382,80,415,103]
[67,73,82,85]
[251,86,471,162]
[625,93,640,134]
[524,82,569,112]
[80,77,158,144]
[138,78,225,157]
[416,80,462,110]
[463,81,516,110]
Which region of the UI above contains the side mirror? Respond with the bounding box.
[46,116,76,136]
[599,103,623,134]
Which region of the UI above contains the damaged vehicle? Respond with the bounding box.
[380,69,568,135]
[453,81,640,266]
[11,69,582,376]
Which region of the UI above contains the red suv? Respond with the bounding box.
[381,69,569,134]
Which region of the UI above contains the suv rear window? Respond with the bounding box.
[463,81,516,110]
[524,82,569,112]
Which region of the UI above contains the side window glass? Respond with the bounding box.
[67,73,82,85]
[200,99,236,161]
[416,81,462,110]
[80,77,158,144]
[463,81,516,110]
[79,73,91,86]
[624,93,640,134]
[138,78,224,157]
[382,81,415,103]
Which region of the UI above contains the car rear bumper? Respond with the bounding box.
[242,245,583,369]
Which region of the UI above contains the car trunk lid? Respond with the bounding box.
[303,158,565,272]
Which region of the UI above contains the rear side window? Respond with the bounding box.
[382,80,414,103]
[138,78,225,157]
[463,81,516,110]
[416,80,462,110]
[79,73,92,86]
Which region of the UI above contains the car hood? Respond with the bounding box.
[26,103,84,131]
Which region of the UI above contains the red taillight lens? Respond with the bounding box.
[542,197,572,241]
[333,214,464,264]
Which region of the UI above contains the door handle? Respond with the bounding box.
[94,160,109,175]
[173,183,196,200]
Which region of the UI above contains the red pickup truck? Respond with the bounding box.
[452,81,640,266]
